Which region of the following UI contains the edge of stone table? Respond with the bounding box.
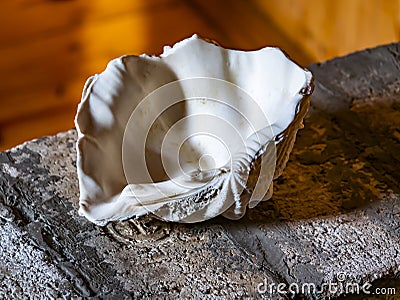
[1,43,399,299]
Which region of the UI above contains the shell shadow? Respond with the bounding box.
[212,83,400,226]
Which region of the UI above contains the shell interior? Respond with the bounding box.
[75,34,313,225]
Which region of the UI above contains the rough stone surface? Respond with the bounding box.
[0,43,399,299]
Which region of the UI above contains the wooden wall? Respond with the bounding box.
[0,0,398,150]
[254,0,400,62]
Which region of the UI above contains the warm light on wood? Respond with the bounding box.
[254,0,400,61]
[0,0,399,150]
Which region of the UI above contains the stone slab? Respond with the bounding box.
[0,43,399,299]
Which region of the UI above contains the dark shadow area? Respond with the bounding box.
[235,96,399,224]
[211,43,400,226]
[198,92,399,232]
[199,44,400,299]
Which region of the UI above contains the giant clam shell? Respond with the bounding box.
[75,34,313,225]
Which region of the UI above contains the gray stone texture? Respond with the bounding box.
[0,43,399,299]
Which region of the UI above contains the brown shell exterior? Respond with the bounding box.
[246,77,313,198]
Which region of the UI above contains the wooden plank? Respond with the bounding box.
[0,0,212,92]
[0,0,86,46]
[2,0,397,152]
[186,0,314,65]
[0,0,221,149]
[251,0,400,61]
[0,79,82,123]
[0,104,76,151]
[0,0,176,46]
[0,0,219,89]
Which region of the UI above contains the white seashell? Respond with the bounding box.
[75,34,313,225]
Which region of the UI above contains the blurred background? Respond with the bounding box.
[0,0,399,150]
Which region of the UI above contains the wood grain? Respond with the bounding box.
[253,0,400,61]
[0,0,219,150]
[0,0,399,150]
